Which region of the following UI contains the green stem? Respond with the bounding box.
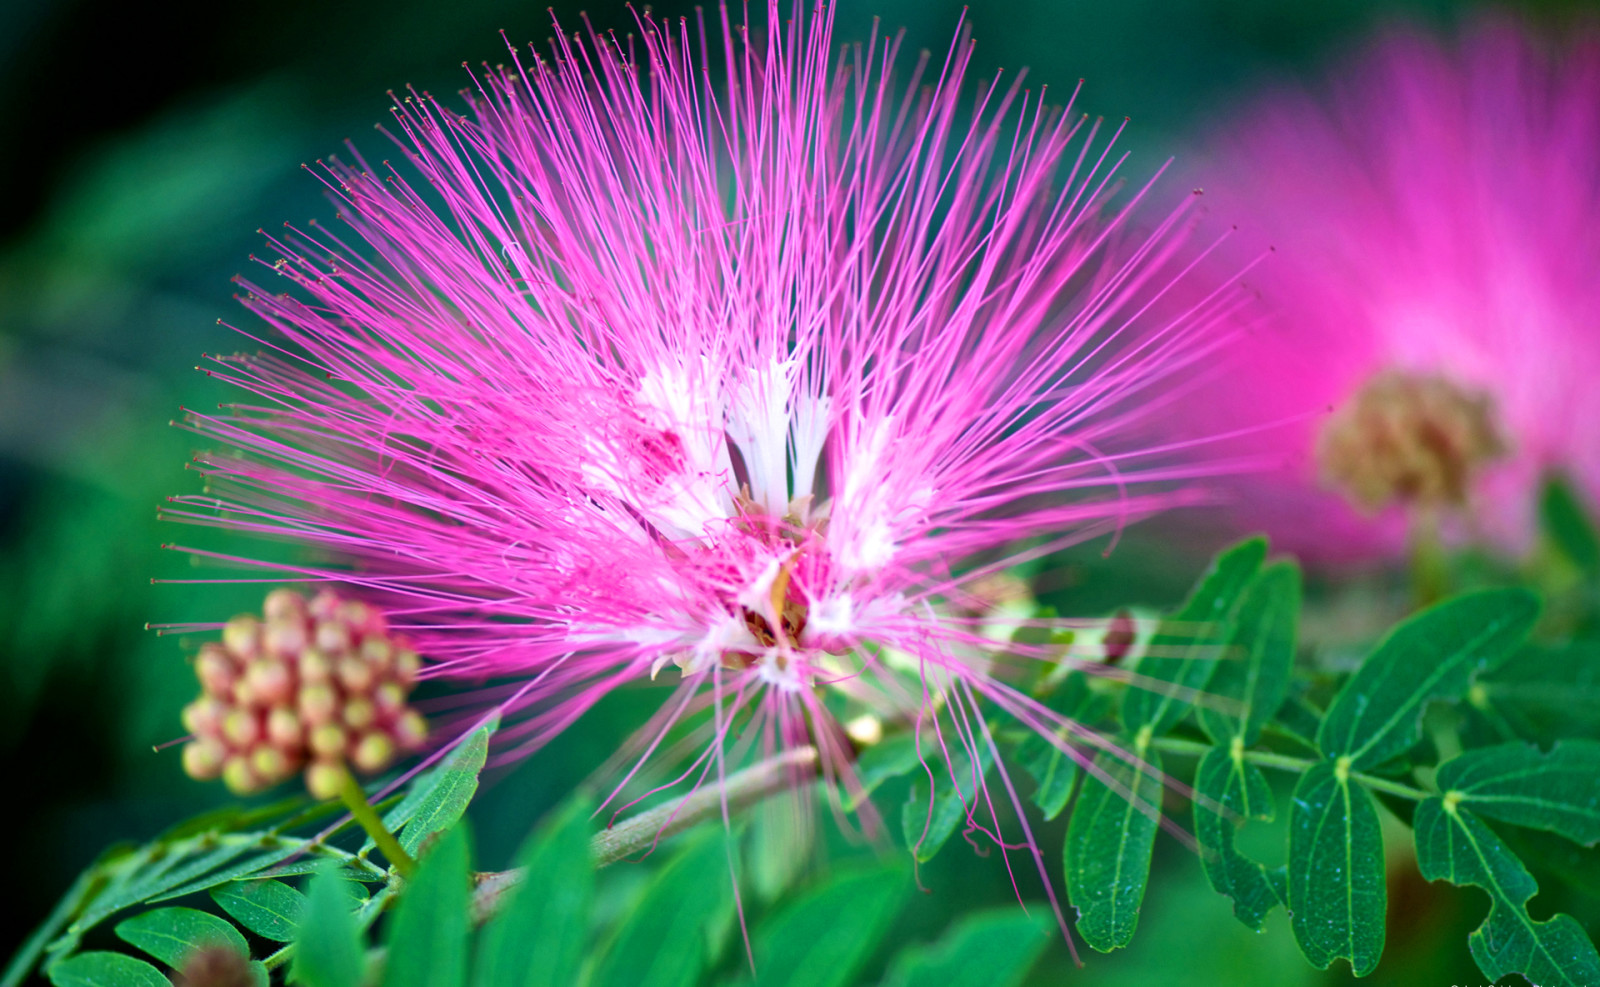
[1149,736,1433,801]
[338,771,416,879]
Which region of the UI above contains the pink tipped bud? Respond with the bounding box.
[393,710,428,749]
[251,746,295,785]
[339,600,376,632]
[351,732,396,773]
[344,697,376,731]
[372,681,405,716]
[337,656,375,694]
[182,738,228,781]
[222,756,259,795]
[222,615,260,659]
[263,618,308,658]
[309,590,342,621]
[300,649,333,683]
[359,636,394,669]
[266,706,302,748]
[309,722,348,759]
[182,697,227,738]
[222,709,261,748]
[195,644,237,697]
[315,620,352,655]
[245,659,294,706]
[299,683,338,726]
[263,588,308,623]
[394,649,421,686]
[305,759,348,800]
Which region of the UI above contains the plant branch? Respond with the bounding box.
[338,771,416,879]
[1149,735,1434,801]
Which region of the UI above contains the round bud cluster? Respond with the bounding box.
[181,588,427,800]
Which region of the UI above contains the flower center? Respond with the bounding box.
[1316,369,1507,513]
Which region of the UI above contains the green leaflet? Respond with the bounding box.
[1436,740,1600,846]
[383,825,471,987]
[1064,747,1163,951]
[373,715,497,857]
[1014,672,1099,821]
[473,797,595,987]
[1318,588,1540,769]
[900,739,995,863]
[1287,760,1385,976]
[736,866,907,987]
[1197,562,1301,747]
[880,909,1052,987]
[1541,475,1600,576]
[289,863,366,987]
[1193,746,1283,931]
[211,879,308,942]
[1414,798,1600,986]
[589,832,731,987]
[1122,538,1266,736]
[1467,643,1600,746]
[847,733,922,809]
[113,907,247,967]
[45,952,169,987]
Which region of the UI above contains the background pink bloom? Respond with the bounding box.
[165,0,1243,863]
[1194,17,1600,564]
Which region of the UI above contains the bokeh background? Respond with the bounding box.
[4,0,1597,982]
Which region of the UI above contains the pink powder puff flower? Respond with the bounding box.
[164,1,1246,914]
[1193,17,1600,565]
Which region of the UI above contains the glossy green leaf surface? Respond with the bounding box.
[1469,644,1600,745]
[46,952,170,987]
[589,833,731,987]
[1122,538,1266,736]
[474,798,595,987]
[210,880,308,943]
[113,907,247,967]
[739,867,907,987]
[880,909,1051,987]
[383,825,470,987]
[289,864,365,987]
[1287,760,1385,976]
[1318,588,1539,768]
[1193,746,1282,930]
[1414,798,1600,987]
[1198,562,1300,746]
[1542,475,1600,575]
[1064,747,1163,951]
[1436,740,1600,846]
[386,716,497,857]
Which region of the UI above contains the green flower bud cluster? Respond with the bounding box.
[181,588,427,800]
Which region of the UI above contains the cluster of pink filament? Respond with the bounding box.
[1194,18,1600,563]
[162,0,1251,928]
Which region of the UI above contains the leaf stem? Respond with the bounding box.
[338,771,416,879]
[1148,736,1433,801]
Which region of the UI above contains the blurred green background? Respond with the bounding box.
[3,0,1596,981]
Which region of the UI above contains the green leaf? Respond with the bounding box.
[1063,746,1163,951]
[1287,760,1385,976]
[45,952,169,987]
[1414,798,1600,987]
[61,837,264,945]
[289,863,366,987]
[1468,643,1600,746]
[1318,588,1540,769]
[211,879,308,942]
[900,739,995,863]
[4,850,106,987]
[1542,475,1600,575]
[738,867,907,987]
[589,832,731,987]
[880,909,1051,987]
[847,733,921,809]
[1015,731,1080,822]
[387,716,497,856]
[113,907,247,967]
[1122,537,1266,736]
[383,824,470,987]
[1436,740,1600,846]
[1198,562,1301,746]
[749,793,814,903]
[473,798,595,987]
[1193,746,1283,930]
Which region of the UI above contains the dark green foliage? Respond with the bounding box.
[1542,475,1600,576]
[1436,741,1600,845]
[880,909,1052,987]
[113,907,248,967]
[588,832,732,987]
[1193,746,1282,930]
[1287,760,1386,975]
[472,798,595,987]
[211,880,308,942]
[738,866,907,987]
[291,864,366,987]
[1064,748,1164,951]
[900,739,995,863]
[46,952,170,987]
[384,826,472,987]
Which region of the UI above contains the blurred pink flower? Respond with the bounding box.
[165,1,1239,882]
[1198,17,1600,563]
